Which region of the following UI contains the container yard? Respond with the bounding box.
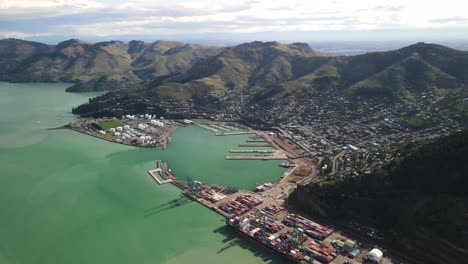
[303,240,338,264]
[226,214,305,263]
[283,214,334,240]
[259,203,283,216]
[219,200,251,215]
[235,194,263,208]
[225,210,338,263]
[142,156,393,264]
[138,125,394,264]
[199,186,227,202]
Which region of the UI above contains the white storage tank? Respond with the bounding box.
[116,126,123,131]
[109,128,116,133]
[367,248,383,263]
[123,125,130,130]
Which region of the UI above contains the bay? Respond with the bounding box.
[0,82,287,264]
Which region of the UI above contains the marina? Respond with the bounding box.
[141,126,391,264]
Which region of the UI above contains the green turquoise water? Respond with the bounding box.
[0,82,287,264]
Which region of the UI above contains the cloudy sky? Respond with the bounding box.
[1,0,468,43]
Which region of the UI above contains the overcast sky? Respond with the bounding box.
[1,0,468,43]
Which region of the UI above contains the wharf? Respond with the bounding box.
[216,131,256,136]
[147,169,172,184]
[239,143,271,147]
[147,160,178,185]
[246,140,266,143]
[209,124,231,131]
[226,155,287,160]
[230,149,274,153]
[195,123,218,133]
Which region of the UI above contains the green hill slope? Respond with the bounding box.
[289,130,468,264]
[0,38,222,85]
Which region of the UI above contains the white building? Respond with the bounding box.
[150,120,164,127]
[367,248,383,263]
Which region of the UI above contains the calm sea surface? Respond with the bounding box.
[0,82,287,264]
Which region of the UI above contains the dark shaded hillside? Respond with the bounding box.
[0,38,222,87]
[289,130,468,264]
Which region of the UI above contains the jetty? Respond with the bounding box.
[147,160,177,185]
[216,131,256,136]
[209,124,231,131]
[229,149,274,153]
[196,123,218,133]
[225,155,287,160]
[246,140,266,143]
[238,143,271,147]
[147,168,172,184]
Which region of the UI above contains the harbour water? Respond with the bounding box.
[0,82,287,264]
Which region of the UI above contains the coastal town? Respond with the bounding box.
[68,113,400,264]
[143,127,394,264]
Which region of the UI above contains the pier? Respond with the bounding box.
[230,149,274,153]
[147,160,177,185]
[226,149,287,160]
[209,124,231,131]
[238,143,271,147]
[216,131,256,136]
[195,123,218,133]
[225,155,288,160]
[147,169,173,184]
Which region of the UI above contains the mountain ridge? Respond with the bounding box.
[0,38,223,85]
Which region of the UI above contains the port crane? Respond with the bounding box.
[187,176,201,197]
[280,227,305,250]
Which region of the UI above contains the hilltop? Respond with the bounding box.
[0,38,222,90]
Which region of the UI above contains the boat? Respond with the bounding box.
[226,217,303,263]
[280,161,295,168]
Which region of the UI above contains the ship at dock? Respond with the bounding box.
[225,211,338,264]
[280,160,295,168]
[226,214,304,263]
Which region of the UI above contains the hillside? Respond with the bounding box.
[0,38,222,87]
[72,42,468,129]
[289,130,468,264]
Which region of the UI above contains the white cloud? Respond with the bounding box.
[1,0,468,39]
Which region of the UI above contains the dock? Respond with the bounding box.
[230,149,274,153]
[147,168,173,184]
[238,143,271,147]
[196,123,218,133]
[147,160,178,185]
[216,131,256,136]
[209,124,231,131]
[226,155,288,160]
